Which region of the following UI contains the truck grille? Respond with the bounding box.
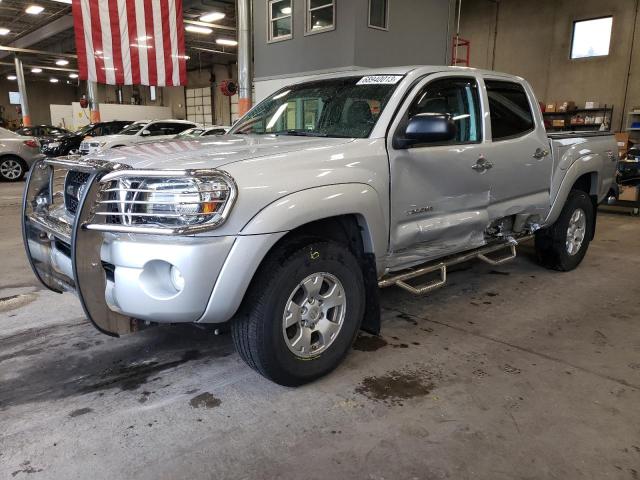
[64,171,91,214]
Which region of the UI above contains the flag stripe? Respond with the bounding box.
[80,0,97,83]
[109,1,125,84]
[160,0,174,87]
[125,0,141,84]
[99,0,115,84]
[168,0,179,86]
[117,0,132,84]
[175,0,187,84]
[71,0,88,80]
[152,0,165,87]
[144,0,157,86]
[88,0,106,84]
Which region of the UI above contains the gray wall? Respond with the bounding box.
[459,0,640,132]
[0,79,79,127]
[253,0,454,80]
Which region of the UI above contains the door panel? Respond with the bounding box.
[387,75,491,271]
[481,79,553,222]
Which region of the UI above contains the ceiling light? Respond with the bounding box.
[50,78,59,83]
[216,38,238,46]
[51,0,72,3]
[199,12,225,22]
[31,68,42,73]
[55,59,69,66]
[26,5,44,14]
[185,25,212,34]
[282,7,292,14]
[0,28,10,35]
[69,73,78,78]
[7,75,16,80]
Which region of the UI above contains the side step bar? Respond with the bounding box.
[378,236,531,295]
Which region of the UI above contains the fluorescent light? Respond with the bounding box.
[31,68,42,73]
[69,73,78,79]
[137,35,152,41]
[50,78,59,83]
[55,59,69,66]
[7,75,16,80]
[51,0,72,3]
[26,5,44,14]
[199,12,225,22]
[216,38,238,46]
[185,25,213,34]
[282,7,292,14]
[0,28,10,35]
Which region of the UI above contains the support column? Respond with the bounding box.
[237,0,253,116]
[87,80,101,123]
[13,57,31,127]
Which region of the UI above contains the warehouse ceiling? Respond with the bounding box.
[0,0,237,81]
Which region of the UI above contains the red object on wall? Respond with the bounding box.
[220,80,238,97]
[80,97,89,108]
[451,36,471,67]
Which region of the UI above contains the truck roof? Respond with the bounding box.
[300,65,523,83]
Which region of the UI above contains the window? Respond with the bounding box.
[406,77,482,145]
[230,76,401,138]
[369,0,388,30]
[305,0,335,35]
[147,122,193,136]
[571,17,613,59]
[485,80,534,140]
[268,0,292,42]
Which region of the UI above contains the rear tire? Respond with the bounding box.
[0,156,26,182]
[535,189,594,271]
[232,238,365,386]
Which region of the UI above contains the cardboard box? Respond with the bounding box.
[585,101,600,109]
[557,101,576,112]
[619,185,639,202]
[615,132,630,158]
[546,103,556,113]
[552,119,565,128]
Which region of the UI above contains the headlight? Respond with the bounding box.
[95,171,237,233]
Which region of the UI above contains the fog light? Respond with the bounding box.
[170,265,185,291]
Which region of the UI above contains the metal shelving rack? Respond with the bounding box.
[543,105,613,132]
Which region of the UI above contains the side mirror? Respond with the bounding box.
[395,113,457,149]
[141,129,151,136]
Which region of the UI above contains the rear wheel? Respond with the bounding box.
[535,189,594,271]
[232,238,365,386]
[0,156,26,182]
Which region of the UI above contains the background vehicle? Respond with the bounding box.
[41,121,133,157]
[0,127,43,181]
[16,125,70,141]
[80,119,198,154]
[22,67,618,386]
[175,126,230,139]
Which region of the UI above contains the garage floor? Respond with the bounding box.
[1,181,639,480]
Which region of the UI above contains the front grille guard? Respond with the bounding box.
[22,157,140,337]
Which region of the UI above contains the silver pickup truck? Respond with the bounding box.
[22,66,617,386]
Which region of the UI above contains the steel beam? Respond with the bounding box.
[236,0,252,116]
[14,57,31,126]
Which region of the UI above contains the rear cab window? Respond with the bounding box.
[484,80,535,141]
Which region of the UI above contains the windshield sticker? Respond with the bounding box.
[357,75,403,85]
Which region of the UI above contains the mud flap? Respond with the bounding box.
[72,172,138,337]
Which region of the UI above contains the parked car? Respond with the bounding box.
[175,126,230,139]
[79,119,198,155]
[0,127,43,181]
[41,121,133,157]
[22,66,618,385]
[16,125,70,141]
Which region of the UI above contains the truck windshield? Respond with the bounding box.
[229,75,403,138]
[120,123,147,135]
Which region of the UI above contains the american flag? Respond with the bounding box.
[72,0,188,86]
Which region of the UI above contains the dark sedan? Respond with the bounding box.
[40,120,133,156]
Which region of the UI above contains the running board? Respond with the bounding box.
[378,237,530,296]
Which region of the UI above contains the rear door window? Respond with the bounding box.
[485,80,535,140]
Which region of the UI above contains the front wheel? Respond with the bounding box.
[535,189,594,271]
[0,156,26,182]
[232,239,365,386]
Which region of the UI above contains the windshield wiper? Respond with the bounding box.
[275,130,329,137]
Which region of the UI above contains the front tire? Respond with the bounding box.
[0,156,26,182]
[232,238,365,386]
[535,189,594,271]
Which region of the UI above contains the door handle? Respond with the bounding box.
[472,156,493,172]
[533,148,549,159]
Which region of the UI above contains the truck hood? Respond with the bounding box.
[85,134,355,170]
[88,134,133,144]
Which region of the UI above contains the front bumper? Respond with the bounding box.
[21,157,237,336]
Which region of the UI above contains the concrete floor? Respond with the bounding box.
[1,180,639,480]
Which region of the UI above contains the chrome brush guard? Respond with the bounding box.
[22,157,142,336]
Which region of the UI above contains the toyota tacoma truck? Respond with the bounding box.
[22,66,618,386]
